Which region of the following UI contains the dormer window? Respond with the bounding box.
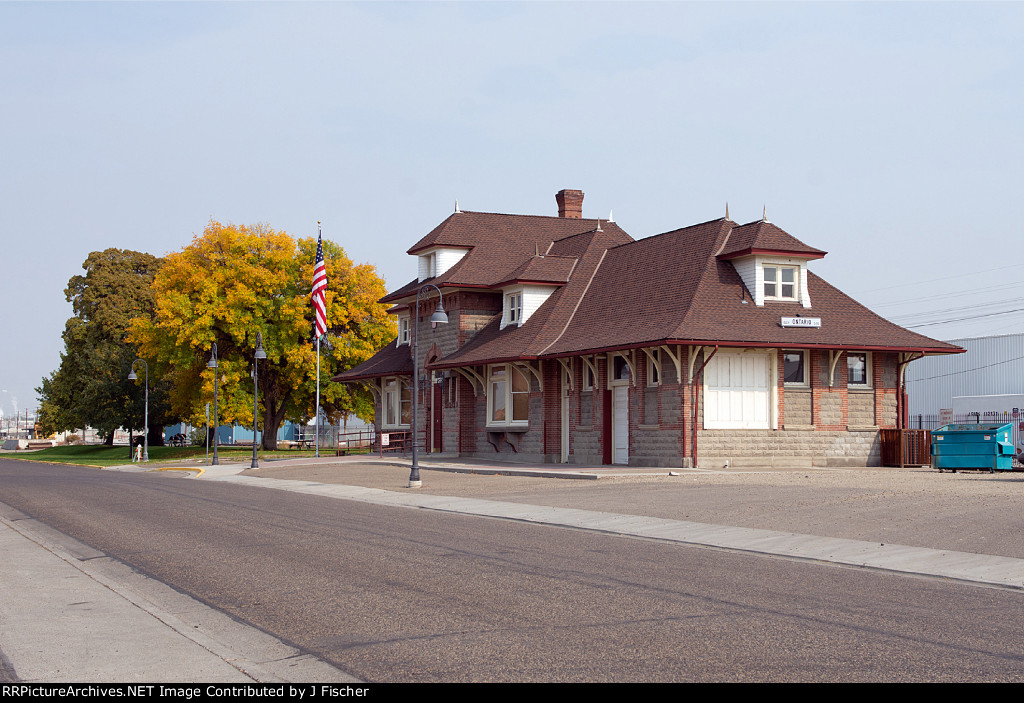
[417,247,468,282]
[398,315,411,346]
[727,255,812,308]
[764,265,797,301]
[507,292,523,325]
[419,253,437,280]
[499,285,555,330]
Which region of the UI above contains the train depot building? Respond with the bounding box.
[335,190,961,468]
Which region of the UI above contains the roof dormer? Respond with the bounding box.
[499,284,557,330]
[717,220,825,308]
[729,255,813,307]
[417,247,469,282]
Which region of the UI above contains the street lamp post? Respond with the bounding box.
[208,343,219,466]
[251,333,267,469]
[127,359,149,462]
[409,284,448,488]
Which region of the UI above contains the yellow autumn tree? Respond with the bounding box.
[130,221,394,449]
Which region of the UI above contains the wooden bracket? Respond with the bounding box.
[581,355,599,385]
[557,357,574,390]
[364,379,383,401]
[514,361,544,391]
[828,350,843,387]
[454,366,485,397]
[660,345,682,384]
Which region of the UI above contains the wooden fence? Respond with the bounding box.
[880,429,932,467]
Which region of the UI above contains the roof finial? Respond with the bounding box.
[608,209,614,223]
[595,219,603,232]
[762,205,767,222]
[725,202,730,220]
[455,199,461,214]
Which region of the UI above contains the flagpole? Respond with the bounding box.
[315,333,321,458]
[312,220,327,460]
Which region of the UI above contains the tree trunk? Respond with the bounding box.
[261,390,291,451]
[104,432,114,447]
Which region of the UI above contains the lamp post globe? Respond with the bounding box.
[251,333,267,469]
[409,284,448,488]
[208,343,219,465]
[127,359,149,462]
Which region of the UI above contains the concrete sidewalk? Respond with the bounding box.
[0,502,358,684]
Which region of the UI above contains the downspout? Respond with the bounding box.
[690,345,719,468]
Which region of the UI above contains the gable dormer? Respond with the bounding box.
[417,247,468,282]
[717,220,826,308]
[498,284,557,329]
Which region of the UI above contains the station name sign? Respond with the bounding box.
[781,317,821,328]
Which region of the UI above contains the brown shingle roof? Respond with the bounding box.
[346,210,959,383]
[332,339,412,382]
[717,220,826,260]
[493,254,578,287]
[431,228,633,368]
[382,211,632,303]
[540,218,959,355]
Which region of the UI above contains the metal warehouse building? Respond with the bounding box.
[906,332,1024,421]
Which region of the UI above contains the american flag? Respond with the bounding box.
[311,231,328,339]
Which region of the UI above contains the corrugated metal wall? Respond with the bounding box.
[905,332,1024,417]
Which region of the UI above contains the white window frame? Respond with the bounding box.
[782,350,808,387]
[582,361,594,391]
[763,264,799,302]
[646,349,661,387]
[847,351,872,388]
[486,364,531,428]
[397,315,411,346]
[381,376,411,429]
[608,352,632,388]
[507,292,523,326]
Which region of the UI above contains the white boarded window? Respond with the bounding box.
[704,352,771,429]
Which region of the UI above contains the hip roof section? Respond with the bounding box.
[383,211,632,302]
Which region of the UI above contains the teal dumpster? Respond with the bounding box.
[931,423,1015,473]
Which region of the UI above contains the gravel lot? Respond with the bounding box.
[242,461,1024,559]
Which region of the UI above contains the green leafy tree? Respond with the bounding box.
[37,249,172,444]
[130,221,393,449]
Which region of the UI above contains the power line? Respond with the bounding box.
[851,262,1024,295]
[867,280,1024,310]
[905,307,1024,329]
[907,353,1024,383]
[890,296,1024,322]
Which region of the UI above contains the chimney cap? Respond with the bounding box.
[555,189,584,219]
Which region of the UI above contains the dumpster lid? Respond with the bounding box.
[935,422,1012,433]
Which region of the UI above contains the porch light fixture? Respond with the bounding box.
[410,284,448,488]
[127,358,149,462]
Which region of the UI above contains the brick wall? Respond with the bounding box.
[429,345,900,468]
[697,428,881,467]
[784,389,812,426]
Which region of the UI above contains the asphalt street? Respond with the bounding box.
[3,458,1024,682]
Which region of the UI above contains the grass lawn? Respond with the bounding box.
[0,444,352,468]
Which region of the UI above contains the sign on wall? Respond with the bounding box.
[780,317,821,328]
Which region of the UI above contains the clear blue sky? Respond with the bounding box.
[2,1,1023,421]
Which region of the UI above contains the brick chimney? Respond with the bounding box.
[555,189,584,219]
